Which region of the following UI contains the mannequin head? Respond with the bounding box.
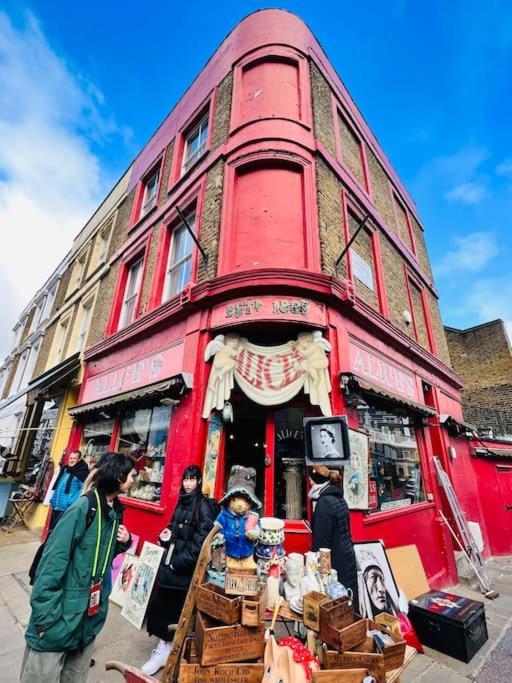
[285,554,304,588]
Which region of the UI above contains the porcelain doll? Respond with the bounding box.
[214,465,261,570]
[283,553,304,603]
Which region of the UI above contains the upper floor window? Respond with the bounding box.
[0,367,7,398]
[54,319,69,364]
[393,194,415,254]
[29,303,43,334]
[182,115,209,175]
[337,111,367,191]
[13,322,24,349]
[163,214,195,301]
[12,350,29,392]
[119,258,144,329]
[41,284,57,321]
[97,226,110,263]
[23,340,40,386]
[76,300,93,352]
[142,170,159,216]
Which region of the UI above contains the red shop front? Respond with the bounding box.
[68,293,460,588]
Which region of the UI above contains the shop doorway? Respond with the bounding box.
[220,397,314,522]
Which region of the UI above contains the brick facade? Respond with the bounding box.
[315,157,345,278]
[310,63,336,158]
[211,72,233,150]
[198,160,225,282]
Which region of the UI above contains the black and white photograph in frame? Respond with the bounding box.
[354,540,400,619]
[303,416,351,467]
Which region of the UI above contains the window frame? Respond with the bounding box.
[53,316,71,365]
[162,211,196,302]
[334,105,371,195]
[75,297,94,352]
[12,349,30,392]
[129,153,165,229]
[392,191,417,256]
[181,114,209,176]
[119,258,144,330]
[404,267,437,354]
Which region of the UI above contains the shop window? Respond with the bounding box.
[119,258,144,329]
[28,398,62,480]
[80,417,115,468]
[274,407,307,520]
[357,401,425,513]
[182,114,209,175]
[162,213,195,301]
[118,403,172,504]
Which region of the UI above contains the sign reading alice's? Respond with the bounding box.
[211,295,327,329]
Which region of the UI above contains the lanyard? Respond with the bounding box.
[92,490,117,581]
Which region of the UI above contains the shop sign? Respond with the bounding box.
[348,342,419,401]
[202,331,332,418]
[82,341,185,404]
[211,296,327,329]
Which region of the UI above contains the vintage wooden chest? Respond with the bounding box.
[196,583,242,625]
[241,590,266,626]
[319,597,357,650]
[311,669,371,683]
[195,611,266,666]
[179,637,264,683]
[409,590,488,663]
[303,591,330,631]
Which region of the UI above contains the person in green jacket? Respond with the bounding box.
[21,452,136,683]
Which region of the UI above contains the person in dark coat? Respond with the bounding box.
[310,465,359,613]
[141,465,215,676]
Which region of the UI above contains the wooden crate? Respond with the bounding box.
[241,590,266,627]
[195,611,266,666]
[324,619,406,678]
[311,670,370,683]
[179,637,264,683]
[319,597,355,644]
[303,591,330,631]
[374,612,401,636]
[224,569,259,596]
[196,583,241,625]
[320,614,367,653]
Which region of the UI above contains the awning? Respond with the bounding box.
[340,373,437,417]
[472,446,512,459]
[26,353,81,405]
[439,414,476,436]
[68,373,192,419]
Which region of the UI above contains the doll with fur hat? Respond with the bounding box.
[215,465,261,570]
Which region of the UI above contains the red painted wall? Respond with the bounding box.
[240,58,300,123]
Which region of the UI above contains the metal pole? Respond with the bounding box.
[175,206,208,261]
[334,213,371,275]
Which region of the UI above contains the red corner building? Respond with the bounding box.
[65,10,492,587]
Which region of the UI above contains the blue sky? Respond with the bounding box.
[0,1,511,357]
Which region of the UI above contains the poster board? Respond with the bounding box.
[344,429,369,509]
[110,554,140,608]
[386,544,429,600]
[111,534,139,586]
[121,541,164,628]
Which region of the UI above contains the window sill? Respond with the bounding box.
[128,204,158,233]
[168,148,210,194]
[119,495,165,514]
[361,501,435,525]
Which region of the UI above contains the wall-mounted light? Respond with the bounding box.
[222,401,233,423]
[403,310,412,325]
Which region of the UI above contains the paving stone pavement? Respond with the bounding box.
[0,537,511,682]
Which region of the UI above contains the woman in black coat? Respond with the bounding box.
[141,465,214,676]
[310,466,359,613]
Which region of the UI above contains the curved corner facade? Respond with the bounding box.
[66,10,489,587]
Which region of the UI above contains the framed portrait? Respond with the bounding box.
[303,416,350,467]
[344,429,369,510]
[121,541,164,629]
[354,540,400,619]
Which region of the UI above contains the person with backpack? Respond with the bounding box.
[141,464,216,675]
[21,452,136,683]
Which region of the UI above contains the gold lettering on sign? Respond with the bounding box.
[225,300,262,318]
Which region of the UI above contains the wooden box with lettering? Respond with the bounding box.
[324,649,385,683]
[319,597,355,644]
[303,591,330,631]
[241,590,266,627]
[224,569,260,597]
[320,614,367,653]
[311,670,371,683]
[196,583,241,625]
[195,612,266,666]
[179,637,264,683]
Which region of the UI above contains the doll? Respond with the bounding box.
[214,465,261,570]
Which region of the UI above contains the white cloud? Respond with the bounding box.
[445,181,487,205]
[435,232,499,278]
[0,10,128,360]
[496,158,512,176]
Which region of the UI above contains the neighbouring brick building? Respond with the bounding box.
[4,10,509,574]
[445,320,512,438]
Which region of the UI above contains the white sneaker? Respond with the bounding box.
[141,640,172,675]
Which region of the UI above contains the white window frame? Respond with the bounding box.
[162,213,195,302]
[182,114,209,175]
[119,259,144,329]
[22,340,40,387]
[54,319,69,364]
[13,322,24,349]
[12,350,29,392]
[141,171,159,216]
[0,366,8,397]
[97,226,110,264]
[41,285,57,321]
[76,299,93,352]
[74,255,87,290]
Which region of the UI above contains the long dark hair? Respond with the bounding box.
[92,452,135,495]
[180,464,203,495]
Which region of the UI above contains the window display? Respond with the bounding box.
[80,418,114,468]
[357,401,424,513]
[118,403,171,504]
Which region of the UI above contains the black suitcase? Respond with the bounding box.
[409,590,488,662]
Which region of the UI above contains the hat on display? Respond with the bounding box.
[219,464,262,509]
